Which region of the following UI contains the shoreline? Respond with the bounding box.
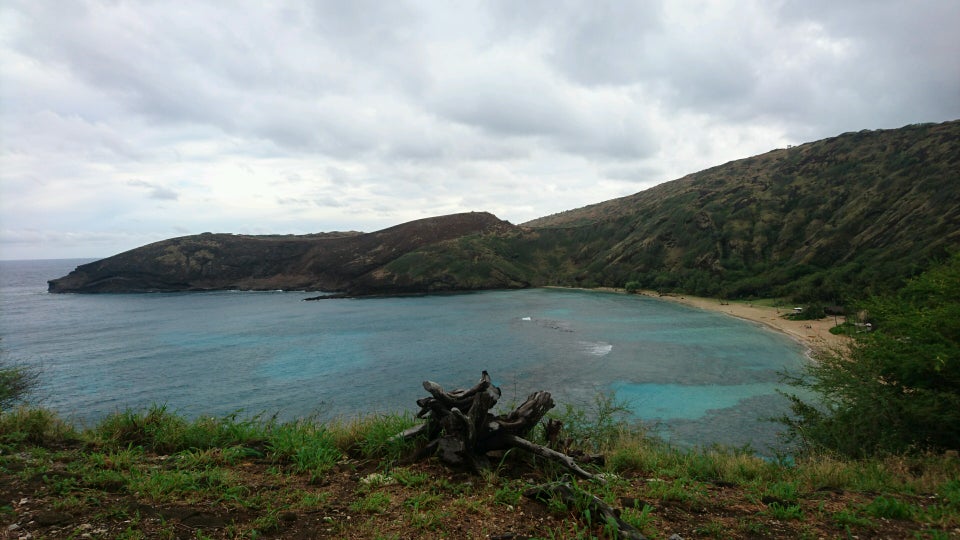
[554,286,850,355]
[636,290,850,355]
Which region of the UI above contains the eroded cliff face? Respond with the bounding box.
[48,212,520,294]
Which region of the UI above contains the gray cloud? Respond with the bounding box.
[0,0,957,259]
[127,180,179,201]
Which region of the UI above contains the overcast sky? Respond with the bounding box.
[1,1,957,260]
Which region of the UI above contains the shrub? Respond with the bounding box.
[548,391,633,452]
[781,253,960,457]
[785,304,826,320]
[0,359,40,410]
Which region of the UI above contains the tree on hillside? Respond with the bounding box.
[780,253,960,457]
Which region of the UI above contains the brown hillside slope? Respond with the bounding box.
[48,212,516,293]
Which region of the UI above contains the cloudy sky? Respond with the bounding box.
[1,1,957,260]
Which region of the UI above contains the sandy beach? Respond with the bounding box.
[638,291,850,355]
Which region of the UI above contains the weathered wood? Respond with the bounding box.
[421,370,493,410]
[500,434,597,481]
[394,423,428,441]
[401,371,597,481]
[544,418,564,450]
[524,480,647,540]
[496,391,554,435]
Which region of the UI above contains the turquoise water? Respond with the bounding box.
[0,259,807,450]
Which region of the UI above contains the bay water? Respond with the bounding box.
[0,259,807,451]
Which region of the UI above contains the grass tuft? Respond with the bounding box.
[328,412,419,461]
[0,406,76,446]
[265,419,341,477]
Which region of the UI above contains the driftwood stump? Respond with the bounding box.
[398,371,597,480]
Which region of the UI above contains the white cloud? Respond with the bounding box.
[0,0,957,259]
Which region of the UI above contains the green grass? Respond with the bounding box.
[0,406,77,447]
[2,404,959,538]
[864,495,915,520]
[328,412,420,460]
[351,491,391,514]
[493,480,524,507]
[264,419,340,478]
[764,502,805,520]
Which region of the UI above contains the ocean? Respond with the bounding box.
[0,259,808,451]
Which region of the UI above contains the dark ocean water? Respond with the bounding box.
[0,259,807,451]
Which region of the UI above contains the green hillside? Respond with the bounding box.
[49,121,960,302]
[372,121,959,302]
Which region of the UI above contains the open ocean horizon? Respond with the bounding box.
[0,258,808,452]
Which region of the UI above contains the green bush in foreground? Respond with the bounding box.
[781,253,960,457]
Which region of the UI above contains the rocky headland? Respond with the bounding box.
[48,212,522,295]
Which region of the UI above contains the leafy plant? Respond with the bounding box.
[781,254,960,457]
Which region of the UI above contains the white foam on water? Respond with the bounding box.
[580,340,613,356]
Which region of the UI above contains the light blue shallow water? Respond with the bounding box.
[0,259,807,451]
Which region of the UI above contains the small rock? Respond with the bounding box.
[7,523,20,531]
[668,535,684,540]
[78,523,94,531]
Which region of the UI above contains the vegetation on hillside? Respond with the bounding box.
[531,121,960,302]
[781,253,960,458]
[46,121,960,304]
[384,121,959,303]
